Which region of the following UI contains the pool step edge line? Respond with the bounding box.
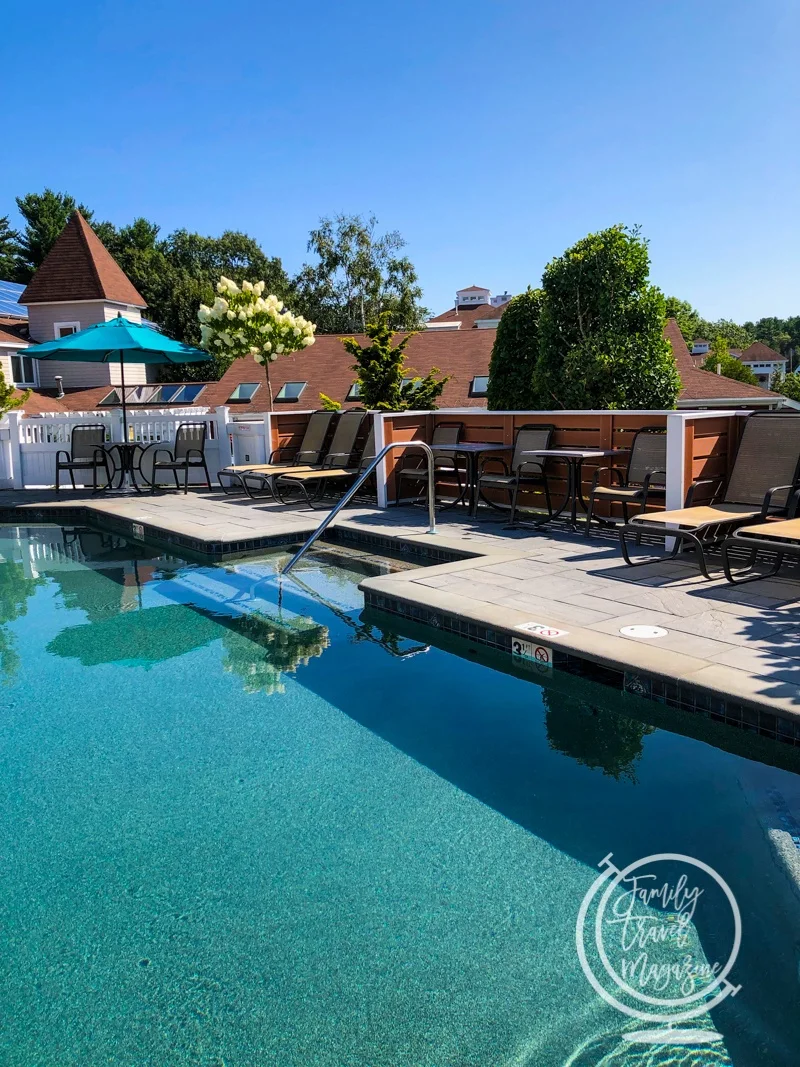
[360,573,800,741]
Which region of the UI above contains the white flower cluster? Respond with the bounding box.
[198,276,316,364]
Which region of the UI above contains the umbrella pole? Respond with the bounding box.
[120,349,129,442]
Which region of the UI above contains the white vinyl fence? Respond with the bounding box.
[0,406,244,489]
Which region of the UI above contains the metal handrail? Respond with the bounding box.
[282,440,437,576]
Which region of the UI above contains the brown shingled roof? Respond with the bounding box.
[203,329,498,411]
[429,301,506,328]
[665,319,777,401]
[741,341,785,363]
[20,212,147,308]
[0,318,29,346]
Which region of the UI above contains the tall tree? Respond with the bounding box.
[533,224,680,410]
[341,312,448,412]
[701,338,759,385]
[664,296,702,343]
[12,189,93,281]
[486,288,543,409]
[296,214,427,333]
[0,216,19,279]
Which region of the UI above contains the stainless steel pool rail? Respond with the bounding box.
[282,441,437,576]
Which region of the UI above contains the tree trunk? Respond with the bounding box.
[264,359,274,410]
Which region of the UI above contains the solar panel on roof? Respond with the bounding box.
[0,279,27,319]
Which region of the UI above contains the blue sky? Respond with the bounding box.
[4,0,798,320]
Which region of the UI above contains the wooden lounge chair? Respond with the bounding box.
[218,409,337,494]
[585,427,666,536]
[275,426,376,509]
[238,410,366,500]
[722,497,800,584]
[619,413,800,578]
[394,421,466,509]
[476,424,554,522]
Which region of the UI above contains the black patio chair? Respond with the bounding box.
[476,424,554,522]
[394,421,466,509]
[150,423,212,494]
[584,427,667,536]
[55,424,112,494]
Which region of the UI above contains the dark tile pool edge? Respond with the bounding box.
[363,587,800,750]
[0,504,483,566]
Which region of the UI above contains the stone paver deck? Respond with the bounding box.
[3,488,800,726]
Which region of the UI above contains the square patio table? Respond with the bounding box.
[518,447,630,529]
[429,442,509,516]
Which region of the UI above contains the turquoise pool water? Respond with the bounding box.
[1,524,800,1066]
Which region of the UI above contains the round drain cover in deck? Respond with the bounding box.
[619,625,668,639]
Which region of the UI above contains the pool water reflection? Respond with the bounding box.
[1,525,799,1066]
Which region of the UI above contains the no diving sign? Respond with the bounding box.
[511,637,553,670]
[516,621,569,639]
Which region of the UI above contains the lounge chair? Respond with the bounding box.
[218,409,336,494]
[476,424,554,523]
[585,427,666,536]
[394,421,466,509]
[619,413,800,578]
[55,424,113,493]
[150,423,212,494]
[722,494,800,583]
[275,426,376,509]
[238,410,366,500]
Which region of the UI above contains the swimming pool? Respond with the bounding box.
[1,524,799,1065]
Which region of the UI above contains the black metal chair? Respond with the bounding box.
[584,427,666,536]
[394,421,466,509]
[477,424,555,522]
[55,424,112,493]
[150,423,212,494]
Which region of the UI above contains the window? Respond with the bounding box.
[228,382,261,402]
[11,354,36,386]
[346,382,361,400]
[54,321,80,338]
[276,381,307,401]
[470,375,489,397]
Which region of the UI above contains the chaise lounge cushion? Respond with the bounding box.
[631,503,762,529]
[734,517,800,542]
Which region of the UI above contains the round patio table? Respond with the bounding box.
[99,442,146,493]
[515,447,630,529]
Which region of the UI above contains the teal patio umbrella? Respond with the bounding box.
[29,315,208,439]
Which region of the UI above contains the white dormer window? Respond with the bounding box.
[54,321,81,338]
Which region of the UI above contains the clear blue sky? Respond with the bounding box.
[4,0,798,321]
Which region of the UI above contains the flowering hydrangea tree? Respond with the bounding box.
[198,277,316,408]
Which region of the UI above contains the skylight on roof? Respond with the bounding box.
[346,382,361,400]
[98,384,205,406]
[229,382,260,402]
[276,381,307,401]
[470,375,489,397]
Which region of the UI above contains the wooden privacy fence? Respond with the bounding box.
[380,410,673,517]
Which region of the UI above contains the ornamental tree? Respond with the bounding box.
[0,364,28,418]
[533,225,680,410]
[198,277,316,408]
[341,312,449,412]
[486,288,543,409]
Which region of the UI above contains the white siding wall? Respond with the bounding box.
[0,352,12,381]
[27,300,147,388]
